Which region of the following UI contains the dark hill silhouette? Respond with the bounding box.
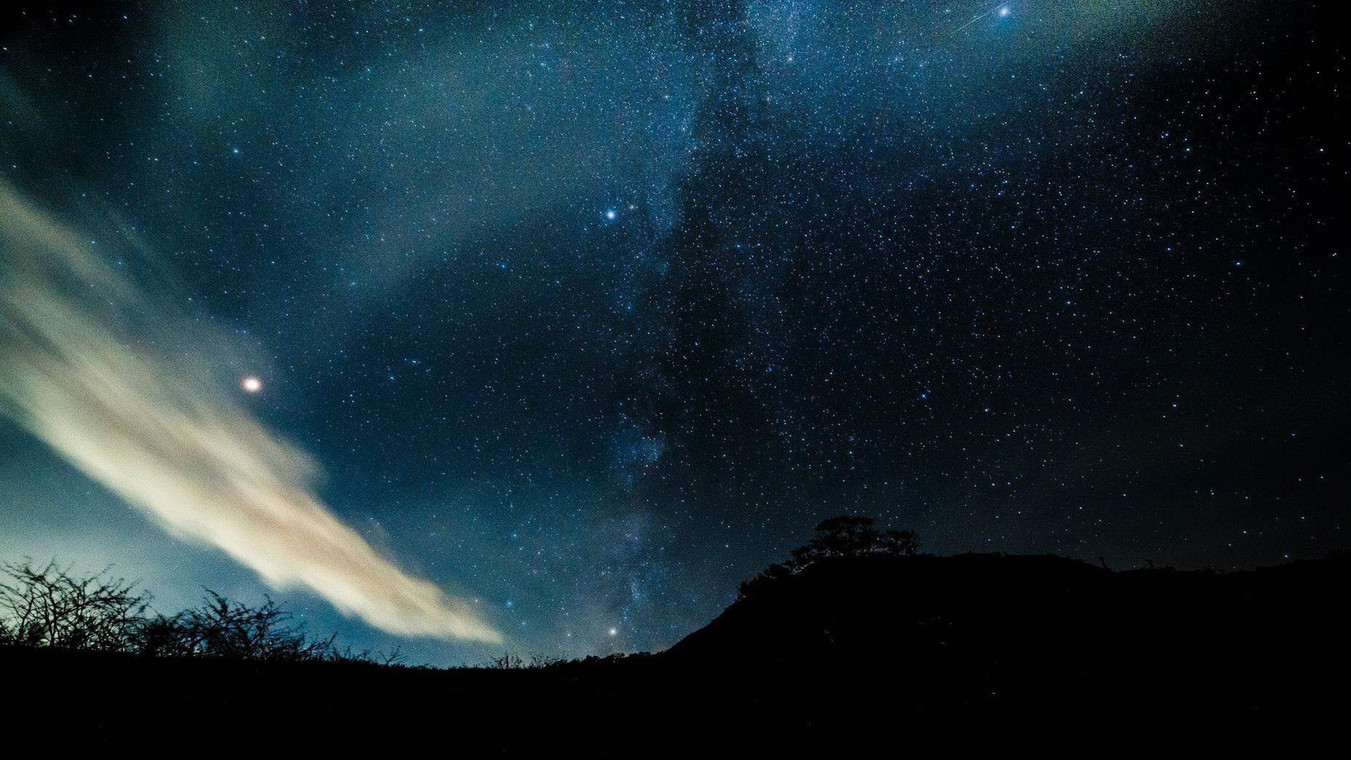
[665,552,1351,717]
[4,550,1348,753]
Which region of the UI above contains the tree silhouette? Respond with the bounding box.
[789,515,920,568]
[739,515,920,599]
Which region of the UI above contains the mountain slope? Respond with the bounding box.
[664,552,1351,714]
[3,552,1347,752]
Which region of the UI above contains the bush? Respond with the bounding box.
[0,560,149,652]
[0,558,379,663]
[140,590,337,662]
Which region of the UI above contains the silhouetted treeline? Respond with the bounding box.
[0,560,402,664]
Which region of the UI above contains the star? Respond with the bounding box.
[0,0,1340,666]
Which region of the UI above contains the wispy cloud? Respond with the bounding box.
[0,183,500,643]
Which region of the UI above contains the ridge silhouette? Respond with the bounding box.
[4,531,1348,753]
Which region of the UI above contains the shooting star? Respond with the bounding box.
[953,2,1013,34]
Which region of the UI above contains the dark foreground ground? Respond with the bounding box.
[5,552,1348,753]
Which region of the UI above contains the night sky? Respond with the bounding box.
[1,0,1346,664]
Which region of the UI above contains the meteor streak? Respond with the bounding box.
[953,2,1013,34]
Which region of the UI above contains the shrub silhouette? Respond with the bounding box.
[141,590,338,662]
[489,651,526,669]
[739,515,920,599]
[0,559,376,663]
[0,560,149,652]
[485,651,564,669]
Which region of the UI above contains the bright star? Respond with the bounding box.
[608,627,618,636]
[605,209,617,221]
[999,5,1011,16]
[241,376,262,393]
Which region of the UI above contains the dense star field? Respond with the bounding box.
[0,0,1345,664]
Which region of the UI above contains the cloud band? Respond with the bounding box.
[0,184,500,644]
